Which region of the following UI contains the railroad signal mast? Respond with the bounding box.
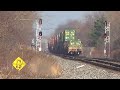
[38,19,42,52]
[38,31,42,51]
[35,18,42,52]
[104,21,110,58]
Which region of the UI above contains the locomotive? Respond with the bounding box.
[48,29,83,56]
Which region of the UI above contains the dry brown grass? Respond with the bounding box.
[0,11,62,79]
[87,47,104,58]
[111,49,120,61]
[0,45,62,79]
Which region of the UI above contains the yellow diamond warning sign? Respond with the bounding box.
[12,57,26,71]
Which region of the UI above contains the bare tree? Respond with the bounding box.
[0,11,41,68]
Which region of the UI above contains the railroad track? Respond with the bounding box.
[57,54,120,71]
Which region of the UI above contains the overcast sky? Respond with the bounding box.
[40,11,92,37]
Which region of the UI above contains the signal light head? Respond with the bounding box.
[39,31,42,36]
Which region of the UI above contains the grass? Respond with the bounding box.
[0,45,62,79]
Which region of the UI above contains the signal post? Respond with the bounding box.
[104,21,110,58]
[35,19,42,52]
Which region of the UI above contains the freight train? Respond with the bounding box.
[48,29,83,56]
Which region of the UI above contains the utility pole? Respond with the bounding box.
[104,21,110,58]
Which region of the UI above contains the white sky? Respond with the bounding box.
[40,11,93,37]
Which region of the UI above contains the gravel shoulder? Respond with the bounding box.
[53,55,120,79]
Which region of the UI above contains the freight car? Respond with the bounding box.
[48,29,83,56]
